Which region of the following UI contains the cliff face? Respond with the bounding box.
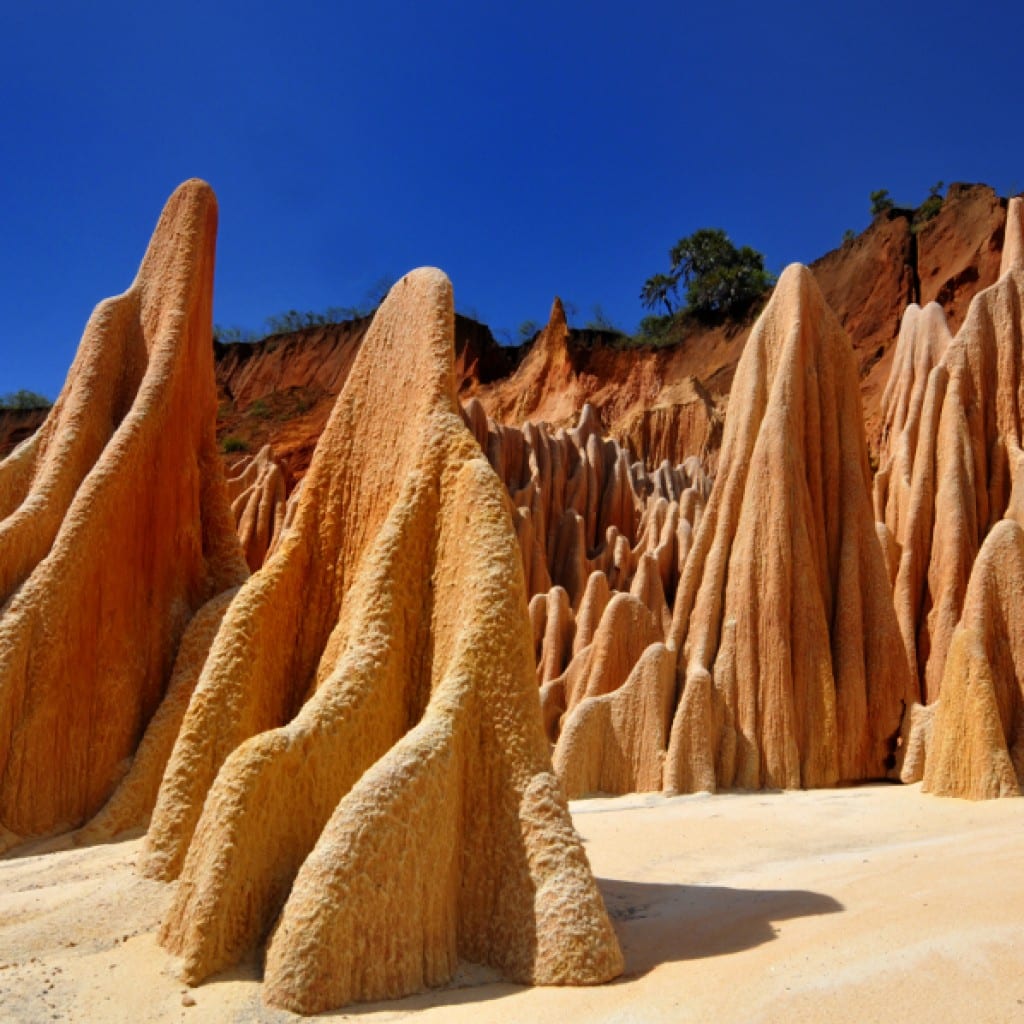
[203,185,1008,486]
[812,183,1008,450]
[0,409,48,459]
[214,313,522,483]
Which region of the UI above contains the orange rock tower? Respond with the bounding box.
[131,268,622,1012]
[0,180,246,850]
[665,264,912,792]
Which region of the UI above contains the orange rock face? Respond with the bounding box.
[0,180,247,850]
[666,265,912,792]
[123,268,621,1012]
[475,298,733,469]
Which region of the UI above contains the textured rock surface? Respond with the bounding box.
[225,445,288,570]
[922,520,1024,797]
[0,181,246,850]
[878,198,1024,703]
[135,268,621,1012]
[462,399,710,608]
[665,265,912,792]
[460,400,711,797]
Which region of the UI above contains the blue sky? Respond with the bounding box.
[2,1,1023,398]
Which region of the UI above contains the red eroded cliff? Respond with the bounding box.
[211,184,1008,487]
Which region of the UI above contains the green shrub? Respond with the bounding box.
[0,390,51,410]
[221,435,249,454]
[517,320,540,342]
[870,189,895,216]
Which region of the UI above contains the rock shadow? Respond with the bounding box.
[598,877,844,975]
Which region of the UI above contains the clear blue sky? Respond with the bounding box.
[3,1,1022,398]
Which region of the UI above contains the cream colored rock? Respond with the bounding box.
[225,444,288,570]
[921,519,1024,798]
[0,181,246,849]
[138,268,621,1013]
[665,264,912,793]
[553,642,676,798]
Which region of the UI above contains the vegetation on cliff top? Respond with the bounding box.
[0,390,51,410]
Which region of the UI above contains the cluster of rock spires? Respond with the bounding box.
[877,197,1024,797]
[2,179,1023,1013]
[462,266,912,799]
[1,183,623,1012]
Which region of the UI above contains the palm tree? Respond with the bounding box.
[640,273,678,316]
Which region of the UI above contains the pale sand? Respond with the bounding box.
[1,784,1021,1023]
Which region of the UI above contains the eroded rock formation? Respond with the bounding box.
[891,199,1024,797]
[921,520,1024,798]
[878,197,1024,704]
[665,264,912,792]
[225,445,289,570]
[125,268,621,1013]
[459,400,713,797]
[0,180,247,850]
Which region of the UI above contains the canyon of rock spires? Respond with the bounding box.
[130,267,621,1013]
[889,197,1024,795]
[2,173,1023,1019]
[461,398,711,796]
[0,180,247,850]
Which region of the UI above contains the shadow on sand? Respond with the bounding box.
[599,876,844,976]
[334,879,843,1017]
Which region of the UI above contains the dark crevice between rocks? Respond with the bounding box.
[907,226,922,307]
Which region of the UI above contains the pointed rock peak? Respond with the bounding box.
[138,260,623,1009]
[572,403,605,444]
[920,301,952,332]
[999,196,1024,277]
[136,178,218,294]
[0,179,245,847]
[768,262,832,320]
[664,255,911,792]
[548,296,568,331]
[735,261,848,389]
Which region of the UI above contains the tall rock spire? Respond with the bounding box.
[665,264,911,792]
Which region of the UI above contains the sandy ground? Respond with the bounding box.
[0,784,1021,1024]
